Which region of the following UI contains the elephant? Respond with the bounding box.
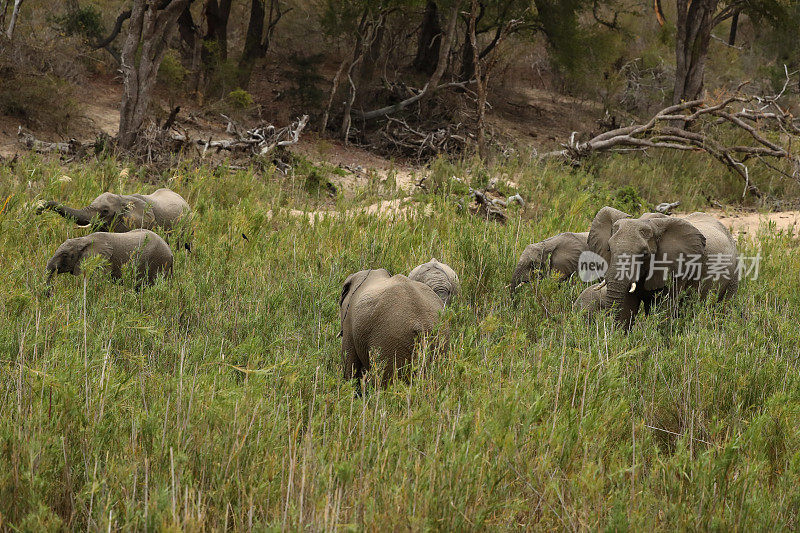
[574,281,607,317]
[510,232,589,295]
[37,188,191,245]
[408,258,460,306]
[46,229,173,291]
[339,269,446,384]
[588,206,739,328]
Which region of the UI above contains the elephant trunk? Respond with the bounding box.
[509,261,542,296]
[603,262,640,329]
[44,268,55,298]
[509,267,525,296]
[48,203,96,226]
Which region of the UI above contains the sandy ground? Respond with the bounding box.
[710,209,800,239]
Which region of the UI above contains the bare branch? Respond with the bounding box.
[540,83,800,199]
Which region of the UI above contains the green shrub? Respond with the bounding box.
[51,2,105,42]
[158,49,188,94]
[0,68,78,132]
[227,88,254,110]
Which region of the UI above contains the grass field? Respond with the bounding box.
[1,152,800,530]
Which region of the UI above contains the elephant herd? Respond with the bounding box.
[37,189,190,292]
[36,187,741,385]
[512,207,739,329]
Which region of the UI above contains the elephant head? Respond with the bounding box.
[589,206,706,328]
[408,259,460,306]
[37,193,154,232]
[45,236,113,291]
[510,232,588,295]
[574,280,606,317]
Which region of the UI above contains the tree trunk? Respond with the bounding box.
[238,0,285,89]
[0,0,9,32]
[202,0,232,62]
[177,4,198,57]
[357,22,385,102]
[673,0,718,104]
[118,0,193,149]
[4,0,23,39]
[413,1,441,75]
[460,25,476,81]
[469,0,486,159]
[728,12,739,46]
[238,0,266,89]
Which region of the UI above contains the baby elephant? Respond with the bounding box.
[408,258,460,306]
[339,269,446,384]
[46,230,173,290]
[37,188,190,234]
[574,281,607,317]
[510,232,589,295]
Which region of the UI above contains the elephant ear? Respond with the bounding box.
[74,239,113,275]
[588,207,631,265]
[645,217,706,291]
[123,198,155,229]
[339,270,374,308]
[546,233,586,279]
[339,273,357,308]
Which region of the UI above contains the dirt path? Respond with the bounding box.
[709,209,800,239]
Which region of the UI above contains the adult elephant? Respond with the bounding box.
[46,229,173,292]
[408,258,460,306]
[37,188,190,234]
[510,232,589,295]
[339,269,446,384]
[588,206,739,328]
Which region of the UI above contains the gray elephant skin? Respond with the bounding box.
[575,281,607,317]
[37,188,190,234]
[510,232,589,294]
[588,206,739,328]
[339,269,446,384]
[408,258,460,306]
[46,229,173,289]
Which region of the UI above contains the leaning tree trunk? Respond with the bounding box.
[469,0,486,159]
[673,0,718,104]
[237,0,285,89]
[238,0,267,89]
[413,1,441,75]
[202,0,232,61]
[356,22,385,105]
[728,12,739,46]
[4,0,23,39]
[460,25,476,82]
[118,0,193,150]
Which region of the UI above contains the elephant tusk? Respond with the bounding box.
[76,223,92,228]
[597,279,607,289]
[629,282,637,293]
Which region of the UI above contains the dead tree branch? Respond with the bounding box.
[541,82,800,199]
[175,115,309,156]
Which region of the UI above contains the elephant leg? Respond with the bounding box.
[342,337,364,381]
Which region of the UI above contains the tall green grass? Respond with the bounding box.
[1,154,799,530]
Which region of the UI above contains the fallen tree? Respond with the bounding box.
[181,114,309,156]
[16,114,309,170]
[542,79,800,199]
